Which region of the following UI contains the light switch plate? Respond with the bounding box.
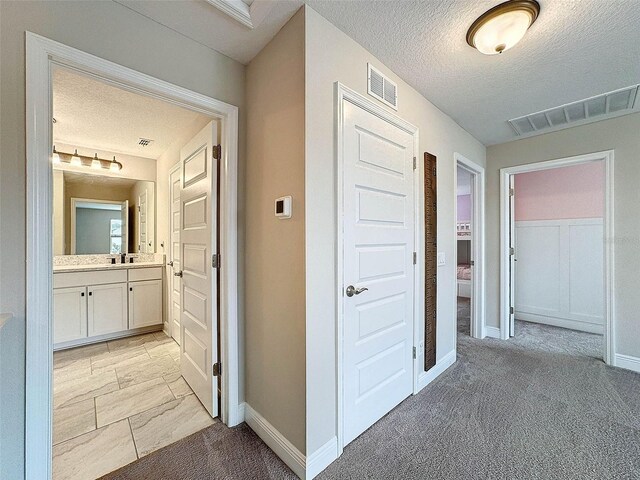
[437,252,446,266]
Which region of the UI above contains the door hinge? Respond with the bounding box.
[433,167,437,177]
[413,157,417,170]
[412,346,417,359]
[413,252,417,265]
[137,205,141,212]
[213,144,222,161]
[510,306,515,315]
[509,247,515,256]
[212,253,221,269]
[212,362,222,377]
[470,260,475,266]
[509,188,515,197]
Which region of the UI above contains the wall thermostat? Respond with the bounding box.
[275,196,292,219]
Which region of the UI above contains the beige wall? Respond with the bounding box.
[53,171,65,255]
[245,8,307,452]
[486,113,640,359]
[0,2,245,477]
[304,6,486,454]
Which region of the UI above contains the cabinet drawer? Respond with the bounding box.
[54,269,127,288]
[128,267,162,282]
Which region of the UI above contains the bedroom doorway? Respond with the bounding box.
[499,151,614,364]
[503,156,609,360]
[454,154,485,343]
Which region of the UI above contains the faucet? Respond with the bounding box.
[121,253,126,264]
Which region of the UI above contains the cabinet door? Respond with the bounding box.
[88,283,128,336]
[129,279,163,329]
[53,287,87,344]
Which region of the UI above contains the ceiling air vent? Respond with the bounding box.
[138,138,154,147]
[509,85,639,137]
[368,63,398,110]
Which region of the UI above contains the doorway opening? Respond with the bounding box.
[500,151,615,364]
[454,154,485,347]
[26,33,240,480]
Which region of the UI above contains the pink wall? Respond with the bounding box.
[457,194,471,222]
[514,162,604,221]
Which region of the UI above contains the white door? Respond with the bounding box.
[169,166,182,344]
[121,200,129,254]
[178,121,218,417]
[87,283,128,336]
[509,174,516,337]
[138,190,148,253]
[342,101,415,446]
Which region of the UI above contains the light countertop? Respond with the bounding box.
[53,262,165,273]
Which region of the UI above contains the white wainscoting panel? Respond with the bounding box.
[515,218,604,334]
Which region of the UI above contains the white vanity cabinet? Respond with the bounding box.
[53,287,87,344]
[88,283,128,336]
[53,265,163,350]
[128,267,163,329]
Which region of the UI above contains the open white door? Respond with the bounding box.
[169,166,182,344]
[342,100,415,446]
[121,200,129,254]
[138,190,148,253]
[178,121,219,417]
[509,174,516,337]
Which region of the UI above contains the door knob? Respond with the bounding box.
[174,271,183,277]
[346,285,368,297]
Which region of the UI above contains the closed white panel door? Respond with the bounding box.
[129,279,163,328]
[87,283,128,336]
[53,287,87,344]
[138,190,148,253]
[343,101,415,446]
[170,166,182,344]
[179,121,218,417]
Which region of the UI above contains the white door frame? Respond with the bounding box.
[25,32,241,480]
[499,150,615,365]
[334,82,420,454]
[454,154,486,339]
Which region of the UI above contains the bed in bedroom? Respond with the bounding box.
[457,222,472,298]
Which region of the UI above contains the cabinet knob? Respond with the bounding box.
[130,287,133,291]
[81,292,85,297]
[89,291,92,296]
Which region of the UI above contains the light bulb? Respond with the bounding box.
[71,149,82,167]
[51,147,61,164]
[110,156,120,172]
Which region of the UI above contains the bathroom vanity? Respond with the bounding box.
[53,261,164,350]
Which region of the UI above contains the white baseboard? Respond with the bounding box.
[307,436,338,479]
[244,403,306,479]
[484,326,501,338]
[417,349,456,391]
[614,354,640,374]
[516,311,604,335]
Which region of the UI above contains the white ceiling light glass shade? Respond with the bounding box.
[91,153,101,169]
[467,0,540,55]
[51,146,61,164]
[70,149,82,166]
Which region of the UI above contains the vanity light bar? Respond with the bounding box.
[52,147,123,171]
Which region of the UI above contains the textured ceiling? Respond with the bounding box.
[53,68,209,159]
[305,0,640,145]
[115,0,303,64]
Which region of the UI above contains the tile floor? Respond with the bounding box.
[53,331,215,480]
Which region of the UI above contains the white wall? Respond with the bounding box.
[486,113,640,361]
[304,6,486,456]
[0,2,245,477]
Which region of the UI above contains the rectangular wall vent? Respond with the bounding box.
[368,63,398,110]
[509,85,639,137]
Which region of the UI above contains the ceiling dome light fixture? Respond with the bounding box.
[466,0,540,55]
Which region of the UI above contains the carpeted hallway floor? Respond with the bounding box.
[103,299,640,479]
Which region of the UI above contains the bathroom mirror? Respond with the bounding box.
[53,170,156,255]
